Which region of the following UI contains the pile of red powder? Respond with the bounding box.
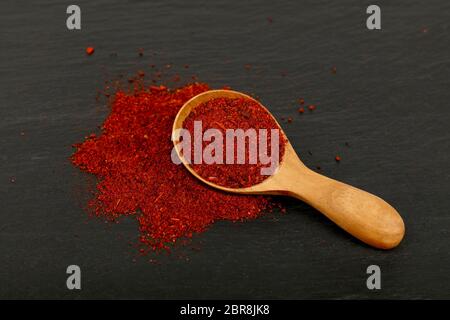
[71,82,280,251]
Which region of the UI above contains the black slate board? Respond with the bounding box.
[1,0,449,299]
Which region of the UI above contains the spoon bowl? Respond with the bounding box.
[172,89,405,249]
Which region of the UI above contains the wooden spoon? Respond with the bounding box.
[172,89,405,249]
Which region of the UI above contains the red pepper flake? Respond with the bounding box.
[298,98,305,105]
[184,64,189,69]
[149,84,166,91]
[308,105,316,111]
[138,48,144,56]
[287,117,293,123]
[298,107,305,114]
[71,79,282,251]
[244,64,252,70]
[331,66,337,74]
[85,47,95,56]
[138,70,145,77]
[335,155,341,162]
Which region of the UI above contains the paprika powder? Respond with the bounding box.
[72,80,281,251]
[182,97,286,188]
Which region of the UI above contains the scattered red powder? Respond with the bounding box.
[298,107,305,114]
[308,105,316,111]
[71,82,280,251]
[182,97,286,189]
[86,47,95,55]
[335,155,341,162]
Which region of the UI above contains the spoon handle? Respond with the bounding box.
[289,169,405,249]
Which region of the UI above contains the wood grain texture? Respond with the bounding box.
[0,0,449,299]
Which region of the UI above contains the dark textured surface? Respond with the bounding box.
[1,0,449,299]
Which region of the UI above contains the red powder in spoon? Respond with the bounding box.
[182,97,286,188]
[71,82,280,251]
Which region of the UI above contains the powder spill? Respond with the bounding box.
[71,81,280,251]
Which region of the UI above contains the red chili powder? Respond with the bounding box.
[182,97,286,188]
[71,83,280,251]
